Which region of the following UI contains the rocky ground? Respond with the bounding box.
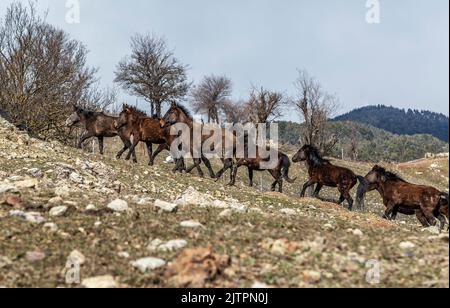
[0,116,448,288]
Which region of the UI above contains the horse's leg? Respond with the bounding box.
[313,184,323,198]
[146,142,154,166]
[248,168,254,187]
[215,158,232,180]
[194,159,204,178]
[383,202,397,220]
[300,180,315,197]
[152,144,168,165]
[268,169,282,193]
[201,155,216,179]
[98,137,104,155]
[116,138,130,159]
[228,160,243,187]
[78,131,94,149]
[126,139,139,163]
[415,211,430,227]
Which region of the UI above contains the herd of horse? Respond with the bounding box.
[65,104,449,230]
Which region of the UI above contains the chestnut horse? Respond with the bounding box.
[66,105,130,157]
[115,105,168,165]
[293,145,364,211]
[356,165,449,229]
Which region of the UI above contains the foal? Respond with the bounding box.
[356,165,449,229]
[66,105,119,155]
[228,148,296,193]
[293,145,364,210]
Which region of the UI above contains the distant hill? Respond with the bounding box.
[333,105,449,142]
[276,120,449,163]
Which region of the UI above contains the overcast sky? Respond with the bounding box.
[1,0,448,119]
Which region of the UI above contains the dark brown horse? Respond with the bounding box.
[160,103,218,178]
[356,165,449,229]
[66,105,126,156]
[292,145,364,210]
[115,105,168,166]
[228,147,296,193]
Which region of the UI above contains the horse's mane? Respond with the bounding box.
[375,166,406,183]
[123,104,148,117]
[173,103,193,120]
[305,145,330,167]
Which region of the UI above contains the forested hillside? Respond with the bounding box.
[277,121,449,163]
[333,105,449,142]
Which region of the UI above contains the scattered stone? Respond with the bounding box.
[47,196,63,208]
[165,247,231,288]
[26,251,46,263]
[0,184,18,194]
[68,250,86,265]
[422,226,441,235]
[85,204,97,211]
[69,172,84,184]
[219,209,233,218]
[158,240,188,252]
[118,252,130,259]
[55,186,71,197]
[107,199,129,213]
[279,208,297,216]
[352,229,364,237]
[131,257,166,273]
[43,222,58,233]
[180,220,204,229]
[147,239,164,252]
[399,241,416,257]
[0,256,12,269]
[302,270,322,284]
[49,206,68,217]
[251,281,272,288]
[81,276,117,288]
[10,210,45,224]
[15,179,38,189]
[154,200,178,213]
[3,195,25,208]
[323,224,335,232]
[27,168,43,178]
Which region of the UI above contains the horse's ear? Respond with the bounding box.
[171,101,177,108]
[125,108,131,113]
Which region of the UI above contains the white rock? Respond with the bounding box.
[15,179,38,189]
[158,240,188,252]
[252,281,271,289]
[47,196,63,207]
[107,199,129,213]
[86,204,97,211]
[118,252,130,259]
[147,239,164,252]
[352,229,364,237]
[399,241,416,257]
[43,222,58,233]
[81,276,117,288]
[68,250,86,265]
[69,172,84,184]
[49,206,68,217]
[154,200,178,213]
[180,220,204,229]
[10,210,45,224]
[422,226,441,235]
[0,184,18,194]
[279,208,297,216]
[55,186,71,197]
[28,168,43,178]
[219,209,233,218]
[131,257,166,273]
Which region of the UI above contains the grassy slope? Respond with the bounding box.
[0,123,448,288]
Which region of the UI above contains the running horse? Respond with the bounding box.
[356,165,449,229]
[292,145,365,211]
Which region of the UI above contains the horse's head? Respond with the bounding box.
[364,165,386,186]
[292,145,313,163]
[115,106,133,130]
[162,102,181,128]
[65,105,83,127]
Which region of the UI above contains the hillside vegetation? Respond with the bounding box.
[0,115,448,288]
[277,121,449,163]
[334,105,449,142]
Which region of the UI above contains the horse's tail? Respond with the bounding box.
[355,176,368,211]
[281,154,297,184]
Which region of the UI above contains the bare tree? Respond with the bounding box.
[0,2,98,141]
[115,34,190,117]
[293,70,340,155]
[246,87,287,124]
[222,100,248,124]
[190,75,232,123]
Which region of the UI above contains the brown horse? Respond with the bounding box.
[292,145,364,211]
[356,165,449,229]
[160,103,218,178]
[115,105,168,166]
[66,105,128,156]
[229,147,296,193]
